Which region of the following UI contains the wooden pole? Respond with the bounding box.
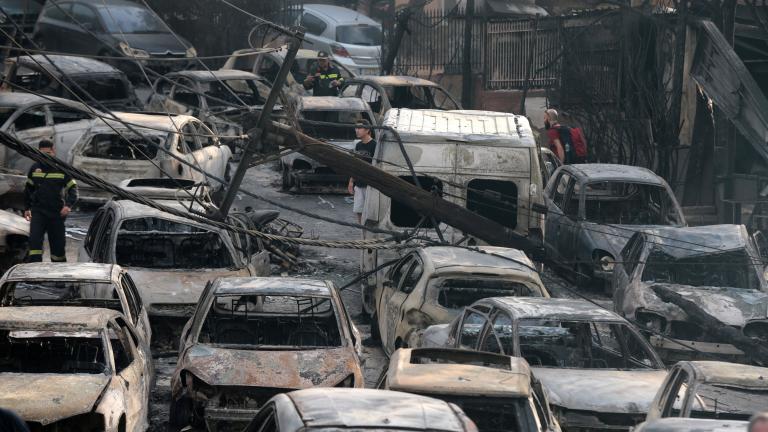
[268,121,543,255]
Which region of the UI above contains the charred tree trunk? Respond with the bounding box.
[267,122,544,255]
[652,284,768,365]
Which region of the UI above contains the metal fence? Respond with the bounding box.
[390,10,622,98]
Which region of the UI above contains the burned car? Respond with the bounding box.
[612,225,768,363]
[0,306,153,431]
[422,297,668,431]
[243,388,478,432]
[222,46,355,102]
[147,70,270,155]
[78,200,270,344]
[169,277,364,431]
[341,75,461,122]
[69,112,232,203]
[0,262,151,343]
[381,348,560,432]
[2,54,143,111]
[0,92,98,173]
[634,418,749,432]
[281,96,375,192]
[374,246,549,355]
[0,208,28,274]
[544,164,685,290]
[646,361,768,421]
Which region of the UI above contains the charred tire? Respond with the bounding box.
[281,167,293,191]
[370,314,381,341]
[168,397,194,432]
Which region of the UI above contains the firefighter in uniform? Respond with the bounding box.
[303,51,344,96]
[23,140,78,262]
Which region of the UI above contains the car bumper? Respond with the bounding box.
[649,335,744,361]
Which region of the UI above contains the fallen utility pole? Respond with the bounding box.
[267,121,543,255]
[217,26,305,220]
[652,284,768,366]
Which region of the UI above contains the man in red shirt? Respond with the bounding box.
[544,108,565,162]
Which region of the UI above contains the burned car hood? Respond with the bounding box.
[127,268,246,313]
[0,209,30,236]
[184,344,357,388]
[583,223,663,257]
[113,33,189,54]
[645,283,768,326]
[0,373,109,425]
[534,368,667,414]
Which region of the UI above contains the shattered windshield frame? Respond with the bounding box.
[0,329,110,374]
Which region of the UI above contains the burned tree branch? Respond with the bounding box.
[652,284,768,365]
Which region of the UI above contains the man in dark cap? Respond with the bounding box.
[303,51,344,96]
[348,119,376,223]
[23,139,78,262]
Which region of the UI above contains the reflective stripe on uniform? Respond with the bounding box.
[31,172,46,178]
[65,179,77,189]
[27,249,43,256]
[46,173,65,179]
[51,255,67,262]
[319,74,339,79]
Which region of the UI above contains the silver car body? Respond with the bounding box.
[0,262,152,343]
[0,92,98,173]
[0,208,29,274]
[360,108,546,313]
[291,4,382,75]
[0,306,153,431]
[69,112,232,203]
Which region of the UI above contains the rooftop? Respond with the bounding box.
[383,109,534,146]
[13,55,122,76]
[422,246,535,272]
[168,69,259,82]
[0,306,120,331]
[349,75,440,87]
[640,225,749,257]
[300,96,371,112]
[488,297,621,321]
[4,263,115,282]
[566,164,666,185]
[302,4,381,26]
[688,361,768,389]
[213,277,332,297]
[388,348,531,398]
[95,112,193,133]
[289,388,466,431]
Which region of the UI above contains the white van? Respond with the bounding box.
[359,108,545,313]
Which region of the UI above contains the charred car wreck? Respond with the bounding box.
[544,164,686,290]
[613,225,768,363]
[0,306,153,431]
[170,277,363,432]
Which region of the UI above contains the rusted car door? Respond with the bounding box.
[5,105,53,171]
[544,171,575,261]
[109,319,150,431]
[376,254,414,347]
[388,257,424,349]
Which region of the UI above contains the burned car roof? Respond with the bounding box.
[636,418,748,432]
[686,360,768,389]
[350,75,441,87]
[0,92,93,111]
[213,277,333,296]
[4,262,115,281]
[566,163,666,185]
[383,108,534,146]
[639,224,749,256]
[487,297,621,321]
[288,388,468,431]
[388,348,532,398]
[167,69,261,82]
[422,246,535,272]
[0,306,120,330]
[299,96,371,112]
[105,112,197,133]
[11,55,123,76]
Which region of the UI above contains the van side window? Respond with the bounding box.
[467,179,518,229]
[391,176,443,228]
